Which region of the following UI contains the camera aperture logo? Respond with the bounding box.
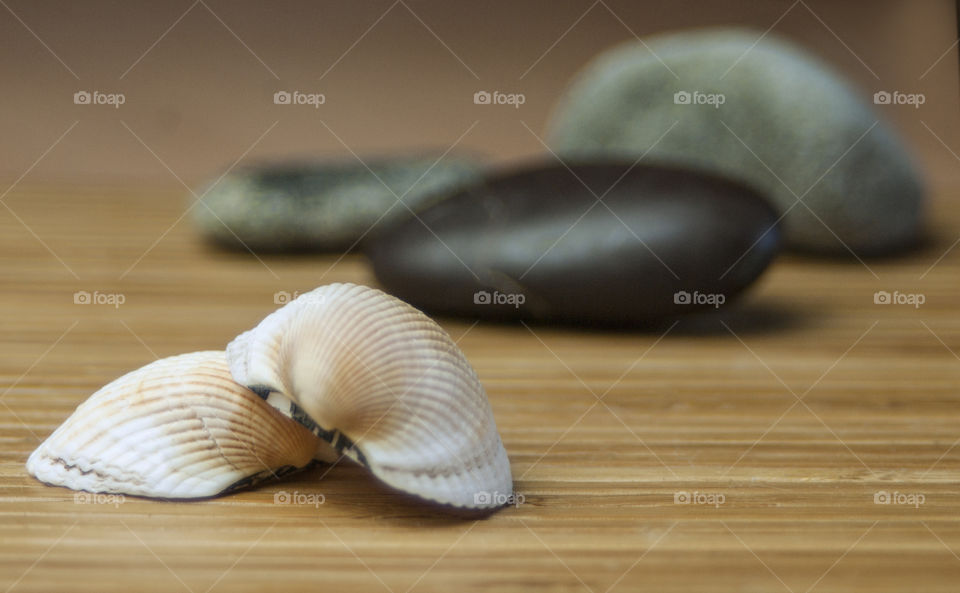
[73,290,125,308]
[74,492,125,507]
[274,90,325,108]
[474,290,525,308]
[874,490,924,508]
[873,90,925,109]
[473,490,524,507]
[873,290,924,308]
[674,290,725,308]
[674,90,725,108]
[274,290,302,305]
[473,90,525,109]
[274,490,325,508]
[73,90,126,108]
[674,491,725,508]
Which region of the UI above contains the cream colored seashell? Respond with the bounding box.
[226,283,513,509]
[26,351,324,498]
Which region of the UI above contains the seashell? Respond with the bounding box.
[27,351,324,498]
[226,283,513,509]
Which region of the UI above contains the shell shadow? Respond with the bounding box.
[285,462,506,524]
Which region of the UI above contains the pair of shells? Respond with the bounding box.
[26,283,513,509]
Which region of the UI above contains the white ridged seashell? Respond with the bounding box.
[26,351,323,498]
[226,283,513,509]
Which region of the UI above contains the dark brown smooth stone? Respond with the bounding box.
[363,161,780,326]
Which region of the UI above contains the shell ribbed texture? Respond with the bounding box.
[227,283,513,508]
[26,351,319,498]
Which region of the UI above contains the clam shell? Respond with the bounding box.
[26,351,323,498]
[226,283,513,509]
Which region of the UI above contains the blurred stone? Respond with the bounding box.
[365,162,780,326]
[193,156,482,252]
[546,29,925,256]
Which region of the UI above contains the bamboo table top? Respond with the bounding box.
[2,181,960,592]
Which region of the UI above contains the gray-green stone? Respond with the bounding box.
[192,156,482,251]
[546,29,925,255]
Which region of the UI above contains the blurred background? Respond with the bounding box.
[1,0,957,192]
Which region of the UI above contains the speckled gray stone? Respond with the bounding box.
[546,29,925,256]
[192,157,482,251]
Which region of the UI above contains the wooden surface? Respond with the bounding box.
[3,180,960,592]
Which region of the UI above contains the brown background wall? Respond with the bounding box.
[1,0,957,190]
